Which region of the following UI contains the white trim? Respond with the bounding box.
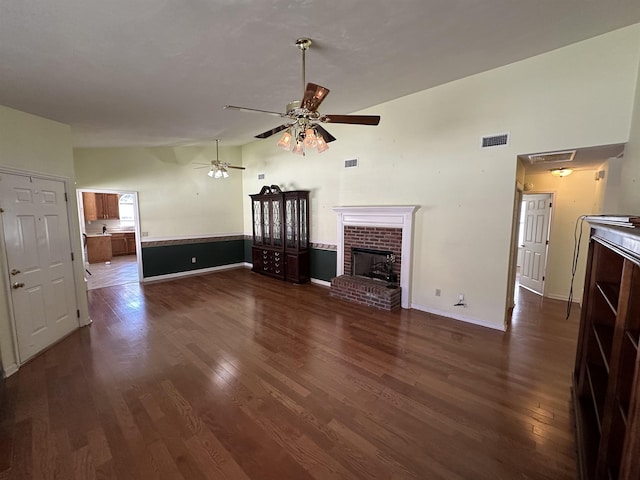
[411,303,507,332]
[3,362,19,377]
[310,278,331,287]
[140,232,245,243]
[143,263,246,283]
[333,205,419,309]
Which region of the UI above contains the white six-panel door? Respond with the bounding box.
[1,173,79,362]
[519,193,552,295]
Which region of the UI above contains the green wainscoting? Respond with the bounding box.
[142,239,245,278]
[310,248,336,282]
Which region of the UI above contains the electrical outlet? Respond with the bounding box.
[435,289,441,296]
[141,231,149,237]
[191,257,196,263]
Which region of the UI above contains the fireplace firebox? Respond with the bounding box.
[352,247,398,284]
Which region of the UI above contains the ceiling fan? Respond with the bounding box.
[224,38,380,155]
[193,139,245,178]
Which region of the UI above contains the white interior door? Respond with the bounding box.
[1,173,79,362]
[519,193,552,295]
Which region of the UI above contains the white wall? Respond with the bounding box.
[74,147,245,238]
[619,43,640,213]
[0,105,90,374]
[241,25,640,330]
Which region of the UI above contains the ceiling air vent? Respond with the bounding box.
[481,133,509,148]
[527,150,576,165]
[344,158,358,168]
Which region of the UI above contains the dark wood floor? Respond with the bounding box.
[0,268,579,479]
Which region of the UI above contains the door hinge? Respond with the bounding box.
[64,192,68,202]
[545,240,549,245]
[542,276,545,281]
[549,202,552,208]
[0,207,3,213]
[71,252,74,261]
[77,309,80,318]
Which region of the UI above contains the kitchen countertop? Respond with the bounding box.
[86,233,112,238]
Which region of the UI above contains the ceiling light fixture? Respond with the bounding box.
[193,139,246,178]
[550,168,573,177]
[225,38,379,156]
[277,122,329,156]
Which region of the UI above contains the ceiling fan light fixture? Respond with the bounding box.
[208,168,215,178]
[316,133,329,153]
[550,168,573,177]
[277,131,292,150]
[292,139,305,155]
[303,128,317,148]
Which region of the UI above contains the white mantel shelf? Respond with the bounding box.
[333,205,419,309]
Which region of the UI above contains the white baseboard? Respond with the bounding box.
[4,362,19,377]
[411,303,506,332]
[143,263,247,283]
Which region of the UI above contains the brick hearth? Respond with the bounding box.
[330,275,401,311]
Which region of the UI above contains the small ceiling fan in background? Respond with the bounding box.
[224,38,381,155]
[193,139,245,178]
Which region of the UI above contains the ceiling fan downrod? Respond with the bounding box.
[296,38,312,100]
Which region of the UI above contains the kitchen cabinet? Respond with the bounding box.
[86,235,112,263]
[82,192,120,221]
[250,185,309,283]
[110,232,136,256]
[573,217,640,480]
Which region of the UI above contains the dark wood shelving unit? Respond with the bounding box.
[573,218,640,480]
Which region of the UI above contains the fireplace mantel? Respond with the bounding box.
[333,205,419,308]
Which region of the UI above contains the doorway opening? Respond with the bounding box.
[77,189,142,290]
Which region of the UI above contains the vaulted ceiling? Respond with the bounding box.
[2,1,640,148]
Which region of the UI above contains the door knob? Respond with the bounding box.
[12,282,25,289]
[10,269,20,275]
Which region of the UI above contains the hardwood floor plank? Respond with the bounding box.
[0,269,580,479]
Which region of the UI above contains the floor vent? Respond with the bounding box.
[344,158,359,168]
[481,133,509,148]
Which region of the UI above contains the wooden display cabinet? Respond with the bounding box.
[573,218,640,480]
[250,185,309,283]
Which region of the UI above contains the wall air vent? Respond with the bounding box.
[344,158,359,168]
[527,150,576,164]
[481,133,509,148]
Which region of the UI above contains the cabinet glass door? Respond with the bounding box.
[286,198,298,249]
[272,199,282,246]
[300,198,307,248]
[262,200,271,244]
[253,200,262,244]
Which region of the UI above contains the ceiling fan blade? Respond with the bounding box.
[301,83,330,112]
[314,125,336,143]
[224,105,285,118]
[322,114,380,126]
[193,165,212,169]
[255,124,290,139]
[227,165,246,170]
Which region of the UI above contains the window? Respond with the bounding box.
[119,194,135,226]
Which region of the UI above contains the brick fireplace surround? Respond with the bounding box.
[331,206,418,310]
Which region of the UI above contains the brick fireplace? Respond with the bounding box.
[331,206,418,309]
